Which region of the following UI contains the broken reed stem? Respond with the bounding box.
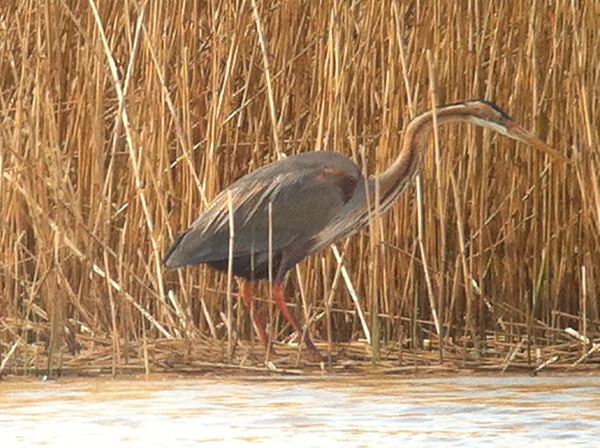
[331,244,371,345]
[324,240,347,359]
[201,298,218,339]
[167,290,190,337]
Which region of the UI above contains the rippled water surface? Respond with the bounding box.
[1,374,599,446]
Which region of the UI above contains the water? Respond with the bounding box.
[1,374,599,446]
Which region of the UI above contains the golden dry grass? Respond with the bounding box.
[0,0,598,375]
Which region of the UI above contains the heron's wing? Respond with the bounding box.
[165,157,360,269]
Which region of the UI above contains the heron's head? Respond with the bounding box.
[452,100,568,162]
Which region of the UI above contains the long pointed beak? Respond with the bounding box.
[508,123,569,163]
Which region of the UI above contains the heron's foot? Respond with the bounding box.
[304,336,323,363]
[307,347,323,363]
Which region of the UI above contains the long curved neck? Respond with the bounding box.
[375,104,473,209]
[312,103,503,250]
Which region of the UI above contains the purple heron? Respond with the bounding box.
[165,100,566,361]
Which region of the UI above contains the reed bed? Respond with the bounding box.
[0,0,598,376]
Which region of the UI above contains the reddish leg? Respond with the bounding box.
[241,281,269,346]
[272,282,322,362]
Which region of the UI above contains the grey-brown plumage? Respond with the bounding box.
[164,151,364,282]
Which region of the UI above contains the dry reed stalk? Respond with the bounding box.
[331,241,370,344]
[425,50,442,339]
[251,0,282,157]
[226,190,235,360]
